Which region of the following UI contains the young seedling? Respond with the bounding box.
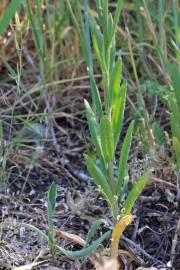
[47,181,57,257]
[66,1,151,260]
[68,0,150,224]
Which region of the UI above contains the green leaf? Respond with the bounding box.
[83,0,93,72]
[57,231,111,258]
[85,155,114,207]
[90,17,106,72]
[86,219,106,246]
[48,182,57,256]
[108,13,113,39]
[121,171,151,217]
[112,82,127,148]
[109,0,124,46]
[88,69,103,118]
[0,0,22,36]
[102,0,108,45]
[109,60,122,108]
[99,116,114,163]
[116,121,134,196]
[168,64,180,110]
[84,100,104,162]
[172,137,180,168]
[48,182,57,232]
[94,0,103,24]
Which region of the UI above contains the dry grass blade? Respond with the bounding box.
[56,230,86,247]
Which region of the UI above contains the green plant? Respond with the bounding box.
[47,182,57,257]
[68,0,150,225]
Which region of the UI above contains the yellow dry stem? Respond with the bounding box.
[111,215,132,257]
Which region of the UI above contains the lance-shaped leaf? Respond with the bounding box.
[120,171,151,218]
[90,16,106,72]
[109,60,122,108]
[99,116,114,163]
[84,100,104,161]
[47,181,57,256]
[85,155,114,207]
[108,0,124,46]
[112,82,127,148]
[116,121,134,196]
[48,182,57,232]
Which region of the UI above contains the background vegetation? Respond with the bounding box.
[0,1,179,269]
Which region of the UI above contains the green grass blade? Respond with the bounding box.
[120,172,151,217]
[0,0,22,36]
[25,0,45,68]
[116,121,134,196]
